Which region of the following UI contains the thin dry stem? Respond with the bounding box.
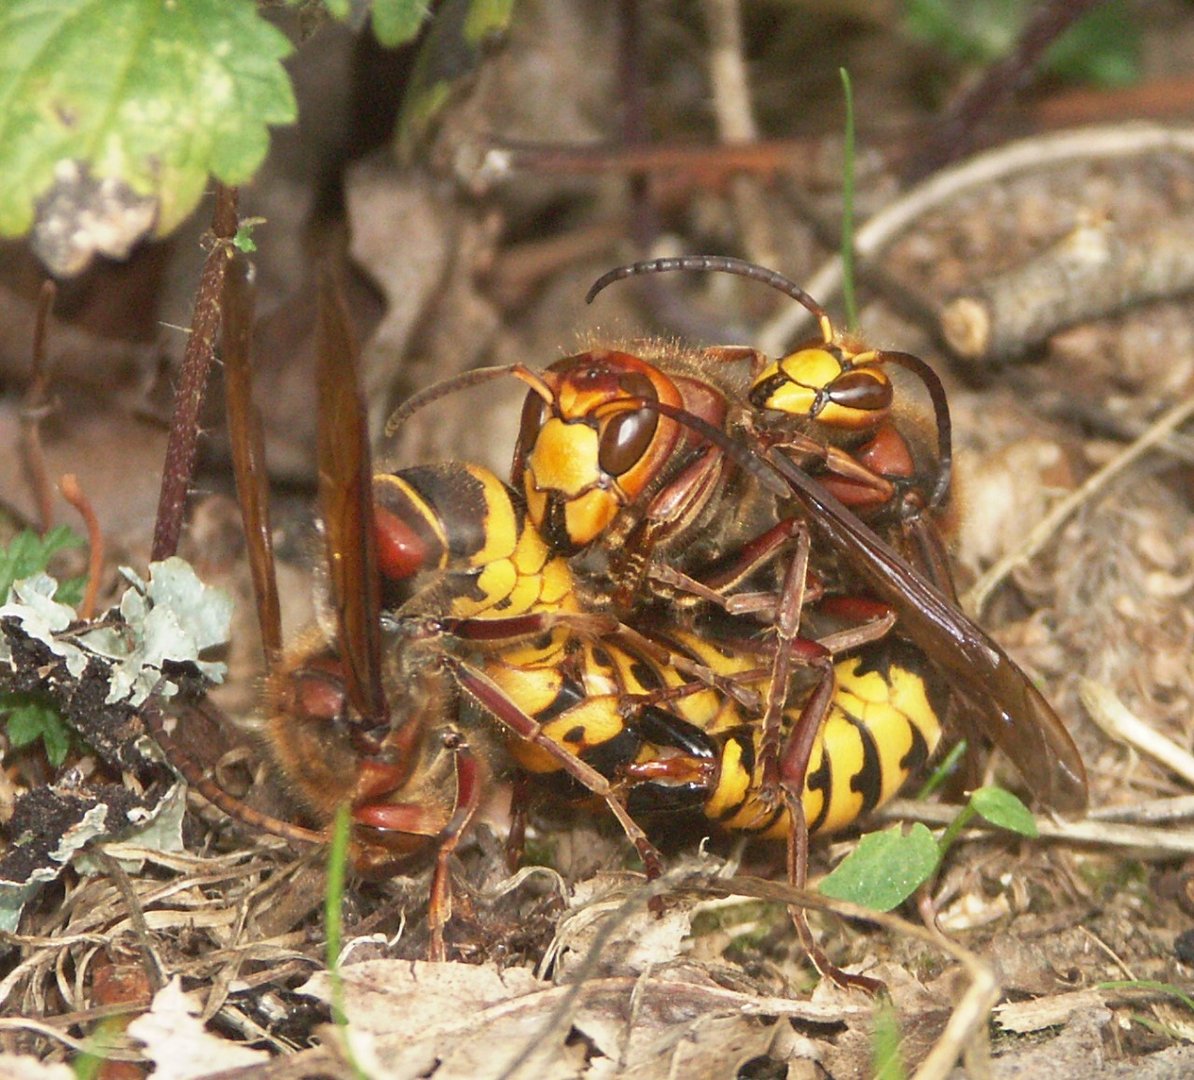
[0,1016,142,1060]
[86,847,166,995]
[1081,680,1194,788]
[20,280,58,533]
[702,0,779,269]
[1089,794,1194,824]
[879,798,1194,856]
[152,183,239,561]
[58,472,103,620]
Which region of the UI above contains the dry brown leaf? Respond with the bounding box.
[618,1012,780,1078]
[301,961,562,1080]
[543,876,693,980]
[300,959,543,1036]
[0,1055,75,1080]
[995,987,1108,1033]
[300,957,869,1079]
[989,1004,1111,1077]
[126,977,270,1079]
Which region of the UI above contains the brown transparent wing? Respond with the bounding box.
[646,399,1088,813]
[316,268,388,726]
[222,250,282,666]
[767,450,1089,813]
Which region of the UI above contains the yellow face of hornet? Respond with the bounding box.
[749,342,893,431]
[514,350,688,553]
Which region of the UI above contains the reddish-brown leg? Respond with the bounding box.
[782,789,884,995]
[445,656,663,879]
[813,596,898,654]
[757,521,819,804]
[772,671,885,993]
[757,543,900,807]
[426,736,482,962]
[505,770,532,872]
[143,697,324,847]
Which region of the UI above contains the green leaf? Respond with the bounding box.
[902,0,1139,88]
[232,216,265,254]
[397,0,516,157]
[819,824,941,911]
[463,0,517,46]
[903,0,1018,65]
[0,0,297,241]
[1044,2,1139,88]
[372,0,432,48]
[1,693,74,766]
[0,526,83,603]
[970,787,1039,838]
[52,574,87,609]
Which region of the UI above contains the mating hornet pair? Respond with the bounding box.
[152,251,1087,976]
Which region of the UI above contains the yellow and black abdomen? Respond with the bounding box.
[803,642,943,834]
[486,636,644,798]
[373,462,576,620]
[701,641,944,838]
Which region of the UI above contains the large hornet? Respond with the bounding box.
[148,253,955,982]
[376,255,1086,986]
[517,257,1083,796]
[644,257,1082,792]
[387,256,1086,823]
[151,256,728,957]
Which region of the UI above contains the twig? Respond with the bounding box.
[1088,794,1194,824]
[58,473,103,620]
[702,0,778,269]
[941,212,1194,362]
[687,875,1000,1080]
[1033,72,1194,129]
[0,1016,142,1060]
[478,136,820,186]
[85,848,166,996]
[878,799,1194,857]
[964,391,1194,614]
[757,123,1194,355]
[1081,680,1194,788]
[151,183,239,561]
[19,280,58,533]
